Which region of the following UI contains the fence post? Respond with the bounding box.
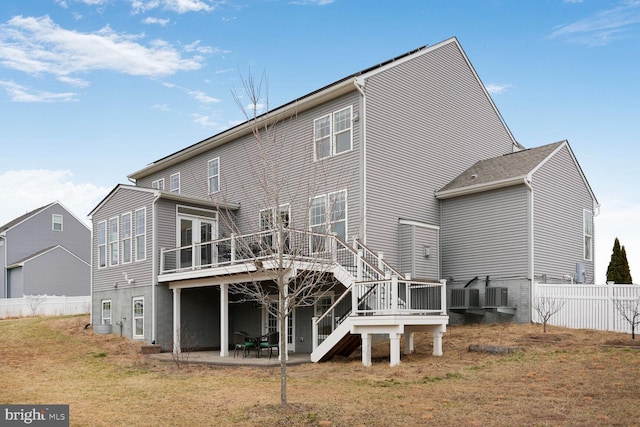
[356,250,364,281]
[312,316,318,351]
[607,284,614,332]
[391,275,398,313]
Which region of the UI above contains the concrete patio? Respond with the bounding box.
[147,350,311,367]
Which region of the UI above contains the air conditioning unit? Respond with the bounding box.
[485,287,508,307]
[449,288,480,308]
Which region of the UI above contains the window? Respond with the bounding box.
[309,190,347,251]
[108,217,119,266]
[314,115,331,160]
[52,214,63,231]
[333,107,352,154]
[151,179,164,190]
[208,158,220,194]
[122,212,132,264]
[259,204,290,250]
[97,221,107,268]
[101,300,112,326]
[135,208,146,261]
[584,210,593,261]
[170,173,180,193]
[313,106,352,160]
[132,297,144,339]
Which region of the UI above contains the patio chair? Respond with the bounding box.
[233,332,256,358]
[259,331,279,359]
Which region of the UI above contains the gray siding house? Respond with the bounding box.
[0,201,91,298]
[89,37,597,365]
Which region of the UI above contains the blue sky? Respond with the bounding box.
[0,0,638,283]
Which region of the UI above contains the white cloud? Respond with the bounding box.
[163,80,220,103]
[0,80,77,102]
[485,83,513,95]
[131,0,218,14]
[142,17,170,26]
[0,15,203,79]
[550,1,640,46]
[0,170,111,226]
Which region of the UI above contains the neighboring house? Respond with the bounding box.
[89,37,597,365]
[0,201,91,298]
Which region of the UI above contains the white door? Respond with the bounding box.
[178,216,217,269]
[263,301,295,352]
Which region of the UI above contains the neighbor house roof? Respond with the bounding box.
[0,203,54,233]
[128,36,519,181]
[435,140,597,203]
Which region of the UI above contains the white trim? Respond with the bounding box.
[151,178,165,191]
[121,211,133,264]
[132,296,144,339]
[170,172,180,193]
[583,209,593,261]
[134,207,146,262]
[108,216,119,267]
[101,299,112,326]
[207,157,220,194]
[52,214,63,232]
[398,218,440,230]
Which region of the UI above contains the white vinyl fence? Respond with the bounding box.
[534,283,640,334]
[0,295,91,319]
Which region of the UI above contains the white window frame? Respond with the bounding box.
[101,300,112,326]
[328,190,347,241]
[134,208,146,262]
[97,220,107,268]
[132,297,144,339]
[170,172,180,193]
[108,216,119,266]
[584,209,593,261]
[313,105,353,161]
[333,106,353,155]
[309,190,347,251]
[151,178,164,190]
[313,114,331,161]
[52,214,63,231]
[121,212,132,264]
[208,157,220,194]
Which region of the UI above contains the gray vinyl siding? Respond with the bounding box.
[532,146,595,282]
[398,221,440,280]
[21,248,89,296]
[363,41,516,269]
[5,203,90,265]
[137,91,362,242]
[92,188,155,293]
[441,185,529,284]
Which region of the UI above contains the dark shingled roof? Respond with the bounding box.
[437,141,565,195]
[0,203,52,232]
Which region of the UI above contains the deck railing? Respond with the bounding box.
[160,228,335,275]
[353,276,446,316]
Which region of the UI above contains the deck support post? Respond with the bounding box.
[390,332,401,366]
[219,283,229,357]
[432,330,443,356]
[404,331,414,354]
[361,333,372,367]
[173,288,181,354]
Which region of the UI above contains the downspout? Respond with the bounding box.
[151,191,160,344]
[1,234,6,298]
[354,77,367,243]
[525,178,534,322]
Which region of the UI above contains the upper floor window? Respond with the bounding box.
[97,221,107,268]
[52,214,63,231]
[584,210,593,261]
[122,212,132,264]
[208,158,220,194]
[170,173,180,193]
[108,217,119,266]
[135,208,146,261]
[313,106,352,161]
[152,179,165,190]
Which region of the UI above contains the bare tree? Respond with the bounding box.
[211,69,355,406]
[614,296,640,339]
[25,294,45,317]
[534,296,566,333]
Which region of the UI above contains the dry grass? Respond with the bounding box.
[1,315,639,426]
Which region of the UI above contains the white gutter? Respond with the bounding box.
[354,77,367,243]
[151,191,160,344]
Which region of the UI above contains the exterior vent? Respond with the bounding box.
[485,287,508,307]
[449,288,480,308]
